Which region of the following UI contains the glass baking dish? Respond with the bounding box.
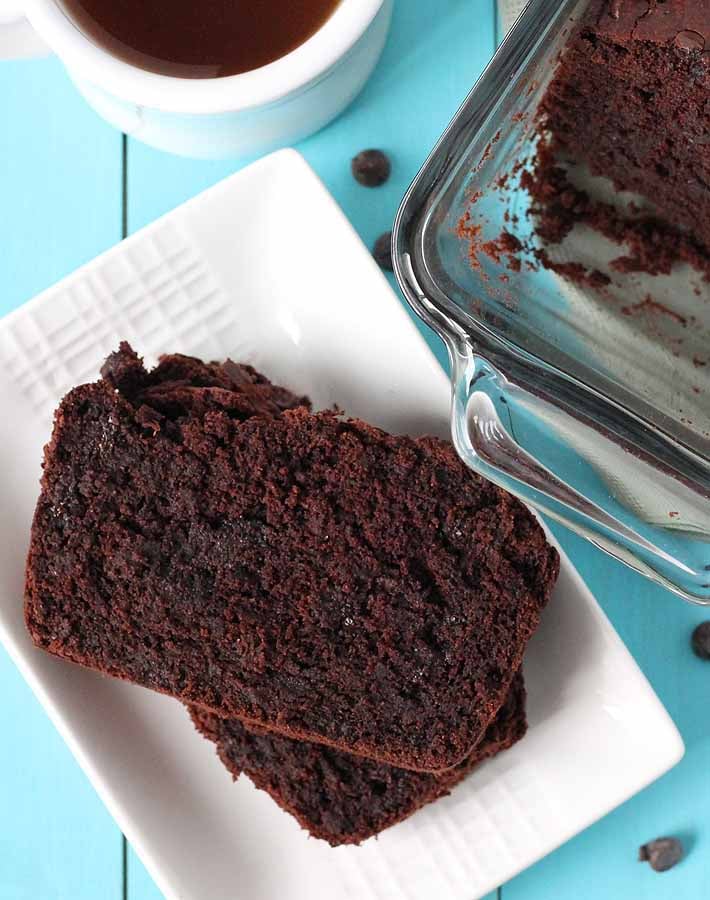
[393,0,710,603]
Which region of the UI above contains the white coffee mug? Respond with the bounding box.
[0,0,392,158]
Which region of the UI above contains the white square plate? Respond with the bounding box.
[0,149,683,900]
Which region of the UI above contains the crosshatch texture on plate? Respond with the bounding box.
[0,219,239,429]
[331,753,552,900]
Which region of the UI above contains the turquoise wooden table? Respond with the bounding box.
[2,3,709,898]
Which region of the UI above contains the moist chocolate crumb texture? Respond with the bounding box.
[540,0,710,253]
[25,343,558,772]
[189,673,527,846]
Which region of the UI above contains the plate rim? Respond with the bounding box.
[0,148,685,900]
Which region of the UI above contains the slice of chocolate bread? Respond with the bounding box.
[25,344,558,771]
[189,673,527,846]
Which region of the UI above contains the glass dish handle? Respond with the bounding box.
[449,338,710,603]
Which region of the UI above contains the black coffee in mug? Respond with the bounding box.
[62,0,342,78]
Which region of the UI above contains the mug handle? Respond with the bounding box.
[0,5,50,58]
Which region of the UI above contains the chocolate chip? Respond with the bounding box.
[674,30,705,52]
[351,149,391,187]
[691,621,710,659]
[639,837,683,872]
[373,232,393,271]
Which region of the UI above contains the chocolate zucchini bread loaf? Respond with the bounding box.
[540,0,710,252]
[25,344,558,771]
[189,673,527,846]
